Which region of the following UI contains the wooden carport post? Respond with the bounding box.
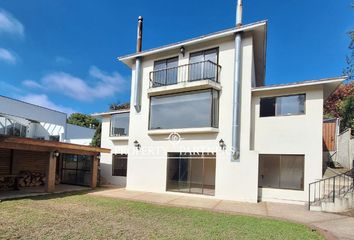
[45,151,57,193]
[90,154,99,188]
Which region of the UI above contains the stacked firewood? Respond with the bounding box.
[0,176,16,191]
[17,171,46,187]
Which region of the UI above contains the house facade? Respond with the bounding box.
[94,20,344,204]
[0,95,95,145]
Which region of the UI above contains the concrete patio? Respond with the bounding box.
[90,187,354,240]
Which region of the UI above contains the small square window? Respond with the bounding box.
[112,154,127,177]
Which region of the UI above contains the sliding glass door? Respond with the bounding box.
[166,153,216,196]
[61,154,93,186]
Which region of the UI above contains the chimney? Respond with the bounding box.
[231,0,243,161]
[134,16,143,112]
[236,0,242,27]
[136,16,143,52]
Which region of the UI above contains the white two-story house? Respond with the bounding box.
[94,15,344,204]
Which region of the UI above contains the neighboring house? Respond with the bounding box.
[94,17,345,204]
[0,95,95,145]
[0,95,108,193]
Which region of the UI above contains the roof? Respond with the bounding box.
[0,135,110,155]
[252,76,346,99]
[0,95,67,115]
[91,109,130,118]
[118,20,267,86]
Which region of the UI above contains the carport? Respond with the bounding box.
[0,136,110,195]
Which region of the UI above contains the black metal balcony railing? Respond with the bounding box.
[149,60,221,88]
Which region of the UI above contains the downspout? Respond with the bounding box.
[134,16,143,112]
[231,0,242,161]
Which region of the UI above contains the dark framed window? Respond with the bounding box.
[61,154,93,186]
[258,154,304,190]
[49,135,60,141]
[149,89,219,130]
[260,94,306,117]
[110,113,129,137]
[189,48,219,82]
[0,115,27,137]
[112,154,127,177]
[152,57,178,87]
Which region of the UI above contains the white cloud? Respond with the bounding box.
[0,48,17,64]
[28,66,128,102]
[0,9,24,37]
[20,94,76,115]
[22,79,43,89]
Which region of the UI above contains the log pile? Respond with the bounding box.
[17,171,46,187]
[0,176,16,191]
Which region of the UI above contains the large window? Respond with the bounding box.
[189,48,218,81]
[110,113,129,137]
[112,154,127,177]
[152,57,178,87]
[0,115,27,137]
[149,90,219,130]
[166,153,216,196]
[258,154,304,190]
[260,94,305,117]
[61,154,93,186]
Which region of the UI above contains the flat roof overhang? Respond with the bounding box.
[252,76,346,100]
[91,109,130,118]
[117,20,267,86]
[0,136,110,155]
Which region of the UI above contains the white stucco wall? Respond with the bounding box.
[99,34,327,204]
[100,116,129,186]
[65,123,95,145]
[122,35,260,202]
[336,128,353,169]
[0,95,67,125]
[252,85,324,203]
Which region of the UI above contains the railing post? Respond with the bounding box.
[308,183,311,210]
[333,177,336,202]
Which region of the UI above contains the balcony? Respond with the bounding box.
[148,61,222,96]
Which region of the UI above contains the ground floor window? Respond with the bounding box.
[166,153,216,196]
[258,154,304,190]
[61,154,92,186]
[112,154,127,177]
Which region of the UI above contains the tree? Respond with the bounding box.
[343,30,354,82]
[324,82,354,118]
[67,113,99,128]
[91,123,101,147]
[109,102,130,111]
[339,95,354,133]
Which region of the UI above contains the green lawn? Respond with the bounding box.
[0,192,323,240]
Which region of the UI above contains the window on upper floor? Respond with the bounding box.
[260,94,305,117]
[149,89,219,130]
[110,113,129,137]
[0,115,27,137]
[151,57,178,87]
[49,135,60,141]
[189,48,218,82]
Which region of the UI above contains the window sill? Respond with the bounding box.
[147,80,221,96]
[109,136,129,141]
[147,127,219,135]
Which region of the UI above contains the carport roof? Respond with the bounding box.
[0,136,110,155]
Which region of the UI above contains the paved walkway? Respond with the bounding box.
[89,187,354,240]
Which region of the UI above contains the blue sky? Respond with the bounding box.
[0,0,352,115]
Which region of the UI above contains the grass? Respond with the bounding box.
[0,192,323,240]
